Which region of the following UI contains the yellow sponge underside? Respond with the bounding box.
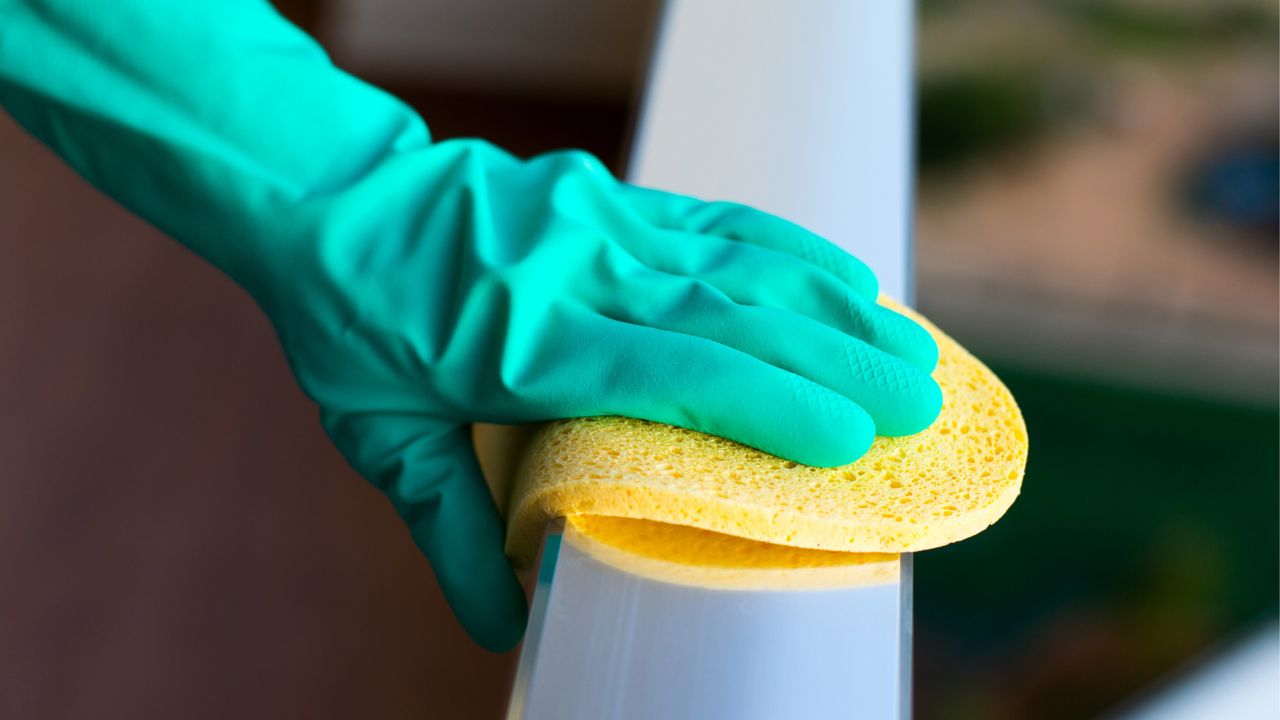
[487,301,1028,570]
[565,515,900,590]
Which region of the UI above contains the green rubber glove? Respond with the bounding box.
[0,0,942,651]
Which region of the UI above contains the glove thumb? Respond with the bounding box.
[325,411,528,652]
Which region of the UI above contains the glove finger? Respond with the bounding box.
[520,315,876,467]
[323,411,527,652]
[626,229,939,372]
[611,275,942,437]
[618,185,878,300]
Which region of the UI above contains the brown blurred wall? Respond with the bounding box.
[0,99,516,720]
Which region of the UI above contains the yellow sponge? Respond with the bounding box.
[481,300,1027,570]
[565,515,900,590]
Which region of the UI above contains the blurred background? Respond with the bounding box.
[0,0,1274,718]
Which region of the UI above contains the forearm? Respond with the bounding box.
[0,0,430,280]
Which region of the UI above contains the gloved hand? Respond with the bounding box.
[0,0,942,651]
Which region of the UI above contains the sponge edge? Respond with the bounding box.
[482,300,1028,571]
[566,515,900,591]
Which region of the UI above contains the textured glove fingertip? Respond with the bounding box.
[765,377,877,468]
[878,375,944,438]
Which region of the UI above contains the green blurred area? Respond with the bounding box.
[1069,1,1275,53]
[923,367,1279,638]
[916,368,1278,717]
[917,0,1279,172]
[912,1,1278,716]
[918,71,1047,171]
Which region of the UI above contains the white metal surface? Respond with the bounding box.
[510,526,907,720]
[629,0,915,299]
[510,2,917,717]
